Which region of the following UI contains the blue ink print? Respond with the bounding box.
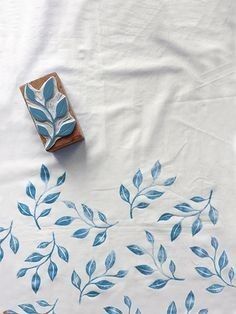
[127,230,184,290]
[158,190,218,241]
[104,296,141,314]
[166,291,208,313]
[5,299,58,314]
[120,161,176,218]
[0,221,19,262]
[17,233,69,293]
[55,201,118,246]
[191,237,235,293]
[17,164,65,230]
[71,251,128,303]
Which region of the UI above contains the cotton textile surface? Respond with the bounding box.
[0,0,235,313]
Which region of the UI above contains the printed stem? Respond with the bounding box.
[46,298,58,314]
[0,221,13,244]
[209,254,235,288]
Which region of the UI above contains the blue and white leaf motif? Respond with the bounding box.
[104,295,141,314]
[0,221,19,262]
[170,223,182,241]
[145,230,154,244]
[124,296,132,309]
[18,303,37,313]
[56,120,76,137]
[38,208,51,218]
[145,190,164,200]
[167,302,177,314]
[37,125,50,138]
[18,202,32,216]
[127,245,145,255]
[136,202,149,209]
[174,203,193,212]
[55,216,74,226]
[151,161,161,180]
[40,164,50,183]
[195,267,214,278]
[32,272,41,293]
[191,196,205,202]
[82,204,94,221]
[55,96,68,119]
[135,265,154,275]
[158,245,167,264]
[133,169,143,189]
[199,310,208,314]
[43,77,54,101]
[0,247,3,261]
[37,241,50,248]
[158,213,173,221]
[228,267,235,283]
[104,307,122,314]
[119,185,130,203]
[149,279,168,289]
[57,245,69,262]
[6,298,59,314]
[218,251,228,270]
[192,218,202,236]
[73,228,90,238]
[72,251,127,303]
[185,291,195,311]
[206,284,224,293]
[93,230,107,246]
[163,177,176,186]
[48,261,58,281]
[25,84,36,102]
[169,260,176,275]
[17,268,28,278]
[10,235,19,254]
[26,182,36,199]
[211,237,219,250]
[43,192,60,204]
[209,206,218,225]
[29,107,48,122]
[57,172,66,186]
[25,252,45,262]
[37,300,50,307]
[191,246,209,258]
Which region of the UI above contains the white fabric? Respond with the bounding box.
[0,0,235,313]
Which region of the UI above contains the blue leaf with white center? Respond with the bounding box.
[174,203,193,212]
[158,245,167,264]
[56,96,68,119]
[151,161,161,180]
[145,190,164,200]
[195,267,214,278]
[167,302,177,314]
[192,218,202,236]
[55,216,74,226]
[56,120,76,137]
[26,182,36,199]
[135,264,154,275]
[57,245,69,262]
[86,259,96,277]
[40,165,50,183]
[17,268,28,278]
[37,125,50,137]
[43,192,60,204]
[209,206,218,225]
[73,228,90,239]
[158,213,173,221]
[199,310,208,314]
[190,247,209,258]
[48,261,58,281]
[169,260,176,275]
[191,196,205,202]
[133,169,143,189]
[29,107,48,122]
[127,245,145,255]
[18,202,32,216]
[104,307,122,314]
[218,250,228,270]
[137,202,149,209]
[119,185,130,203]
[25,84,36,102]
[163,177,176,186]
[124,295,132,309]
[82,204,94,221]
[94,280,114,290]
[105,251,116,270]
[31,273,41,293]
[185,291,195,311]
[25,252,44,262]
[171,223,182,241]
[149,279,168,289]
[10,235,19,254]
[93,230,107,246]
[37,241,50,249]
[43,77,54,101]
[145,230,154,244]
[211,237,218,250]
[57,172,66,186]
[85,291,100,298]
[71,270,81,290]
[18,304,37,314]
[38,208,51,218]
[206,284,224,293]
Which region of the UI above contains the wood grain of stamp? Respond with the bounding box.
[20,72,84,152]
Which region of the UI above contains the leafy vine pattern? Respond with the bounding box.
[17,164,65,230]
[71,251,128,303]
[25,76,76,150]
[127,230,184,290]
[17,232,69,293]
[120,161,176,218]
[0,221,19,261]
[5,299,58,314]
[55,201,118,246]
[157,190,218,241]
[104,296,141,314]
[191,237,235,293]
[166,291,208,314]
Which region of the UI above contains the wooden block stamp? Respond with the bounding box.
[20,72,84,152]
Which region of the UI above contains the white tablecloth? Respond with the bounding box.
[0,1,235,313]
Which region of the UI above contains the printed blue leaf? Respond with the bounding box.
[151,161,161,180]
[119,185,130,203]
[56,96,68,119]
[192,218,202,236]
[174,203,193,212]
[145,230,154,244]
[25,252,44,262]
[199,310,208,314]
[55,216,74,226]
[191,196,205,202]
[94,280,114,290]
[124,295,132,309]
[29,107,48,122]
[43,192,60,204]
[18,304,37,314]
[32,272,41,293]
[135,309,141,314]
[85,291,100,298]
[71,270,81,290]
[38,208,51,218]
[57,245,69,262]
[133,169,143,189]
[26,182,36,199]
[136,202,149,209]
[86,259,96,277]
[145,190,164,200]
[25,84,36,102]
[37,125,50,137]
[115,270,128,278]
[158,245,167,264]
[93,230,107,246]
[158,213,173,221]
[73,228,90,239]
[105,251,116,271]
[37,241,50,249]
[98,211,107,223]
[40,165,50,183]
[48,261,58,281]
[206,284,224,293]
[82,204,94,221]
[104,307,122,314]
[10,235,19,254]
[218,250,228,271]
[228,267,235,283]
[149,279,168,289]
[209,206,218,225]
[63,200,76,209]
[0,247,4,261]
[57,120,76,137]
[190,246,209,258]
[167,301,177,314]
[17,268,28,278]
[171,223,182,241]
[211,237,218,250]
[18,202,32,216]
[4,310,18,314]
[169,260,176,275]
[185,291,195,311]
[127,245,145,255]
[135,264,154,275]
[37,300,50,307]
[43,77,54,101]
[195,267,214,278]
[57,172,66,186]
[0,227,5,232]
[163,177,176,186]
